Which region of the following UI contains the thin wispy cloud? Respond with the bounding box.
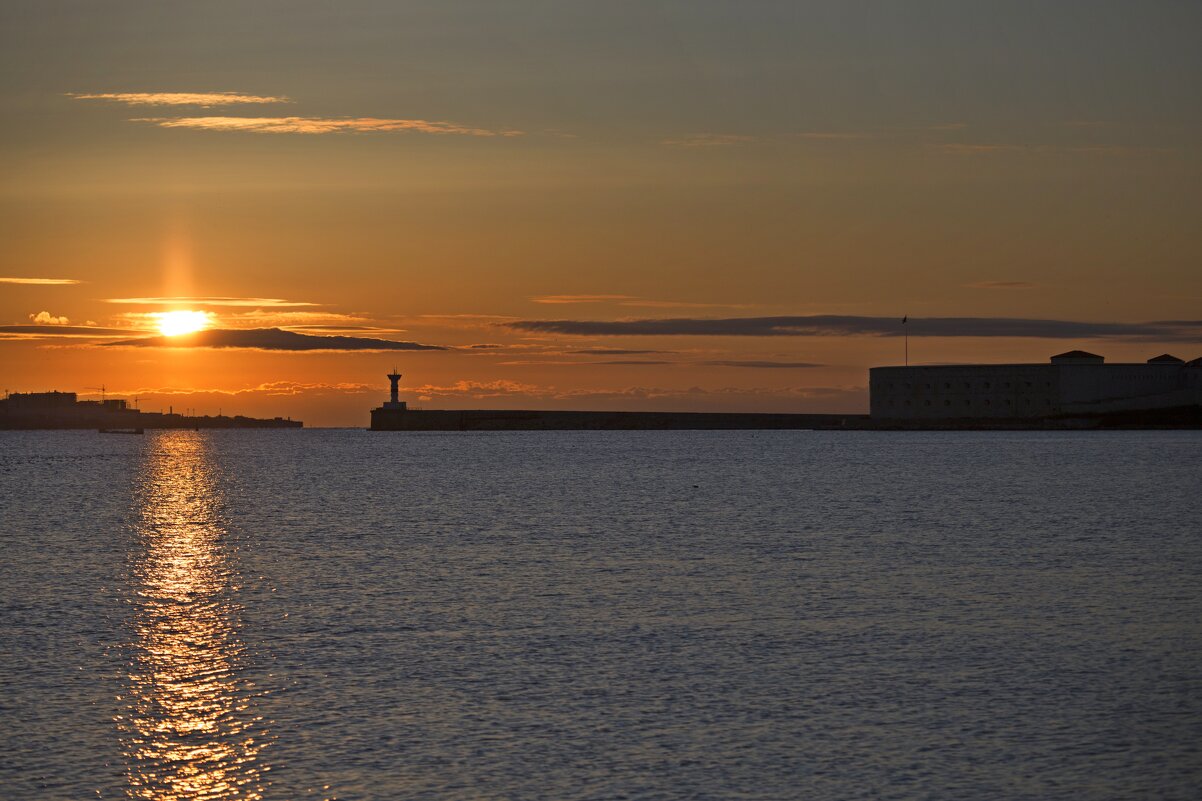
[0,277,81,285]
[795,131,880,141]
[623,299,753,309]
[966,281,1038,290]
[497,359,675,366]
[135,116,522,136]
[531,295,636,304]
[531,295,750,309]
[0,325,128,339]
[101,381,376,398]
[104,327,447,352]
[406,380,865,411]
[567,349,668,355]
[69,91,289,106]
[670,124,964,147]
[661,134,756,148]
[702,360,823,368]
[939,143,1030,155]
[104,296,318,307]
[222,310,373,326]
[598,360,674,366]
[938,143,1162,157]
[505,315,1202,342]
[110,310,375,330]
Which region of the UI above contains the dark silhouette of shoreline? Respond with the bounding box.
[0,391,302,430]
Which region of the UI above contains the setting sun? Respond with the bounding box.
[155,310,210,337]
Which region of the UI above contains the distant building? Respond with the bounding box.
[870,352,1202,420]
[0,390,302,429]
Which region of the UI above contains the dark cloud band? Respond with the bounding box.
[505,316,1202,341]
[1,325,130,336]
[104,327,446,351]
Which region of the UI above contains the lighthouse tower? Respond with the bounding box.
[385,368,407,410]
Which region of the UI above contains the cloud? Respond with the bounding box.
[0,325,129,339]
[504,315,1202,342]
[531,294,637,304]
[661,134,756,148]
[108,381,376,398]
[283,325,410,335]
[567,349,668,355]
[135,116,522,136]
[103,327,447,351]
[939,143,1030,155]
[69,91,289,106]
[702,360,824,368]
[622,299,753,309]
[937,143,1159,157]
[795,131,880,141]
[408,380,867,412]
[531,294,750,309]
[0,277,81,285]
[104,296,318,307]
[966,281,1038,290]
[219,310,373,327]
[496,359,675,366]
[412,379,543,400]
[28,311,70,325]
[598,360,674,366]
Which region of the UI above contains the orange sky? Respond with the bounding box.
[2,2,1200,425]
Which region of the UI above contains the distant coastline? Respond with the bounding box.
[0,391,302,430]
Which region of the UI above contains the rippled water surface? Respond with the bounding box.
[2,429,1200,800]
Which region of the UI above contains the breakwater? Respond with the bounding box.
[370,406,1201,431]
[371,408,868,431]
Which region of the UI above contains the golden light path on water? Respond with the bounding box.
[118,432,269,800]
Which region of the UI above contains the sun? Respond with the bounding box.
[155,310,210,337]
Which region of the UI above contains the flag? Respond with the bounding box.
[902,315,907,324]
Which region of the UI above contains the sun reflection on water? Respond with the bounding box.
[119,431,269,800]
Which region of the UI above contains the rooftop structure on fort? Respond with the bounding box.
[870,352,1202,421]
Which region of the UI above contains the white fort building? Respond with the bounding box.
[870,351,1202,420]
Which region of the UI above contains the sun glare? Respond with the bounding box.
[155,310,210,337]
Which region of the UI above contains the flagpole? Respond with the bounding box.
[903,315,908,366]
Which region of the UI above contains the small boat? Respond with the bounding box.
[99,428,144,435]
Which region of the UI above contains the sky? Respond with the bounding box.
[2,0,1200,426]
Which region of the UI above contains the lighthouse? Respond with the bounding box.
[385,368,407,410]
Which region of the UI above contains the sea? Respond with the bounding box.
[1,429,1200,800]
